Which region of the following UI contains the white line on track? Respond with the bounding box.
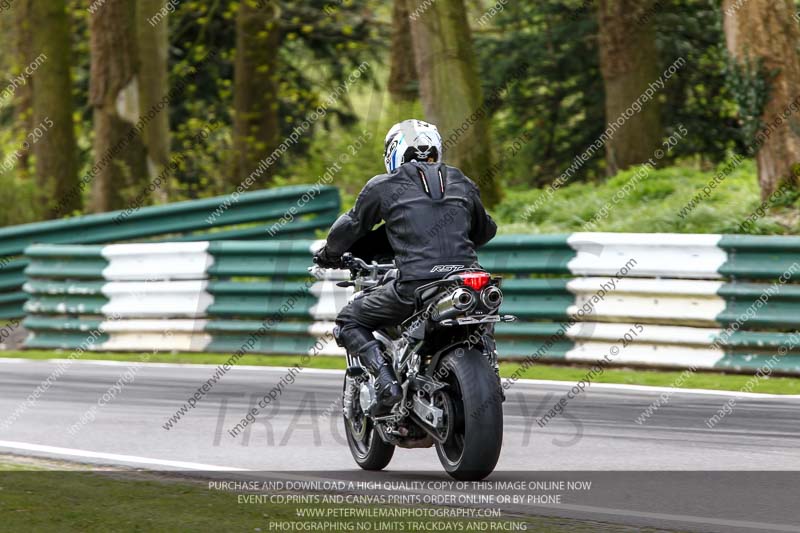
[0,435,796,531]
[1,357,799,399]
[0,440,247,471]
[517,501,800,532]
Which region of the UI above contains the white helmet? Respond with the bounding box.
[383,119,443,173]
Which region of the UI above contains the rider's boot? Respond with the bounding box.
[357,341,402,413]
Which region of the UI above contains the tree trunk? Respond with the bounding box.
[597,0,663,175]
[30,0,80,216]
[88,0,147,213]
[137,0,171,203]
[388,0,418,102]
[723,0,800,198]
[408,0,500,206]
[232,0,280,188]
[13,0,33,180]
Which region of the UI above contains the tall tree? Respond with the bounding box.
[13,0,33,180]
[30,0,80,215]
[408,0,500,206]
[89,0,147,212]
[388,0,418,103]
[232,0,280,187]
[597,0,663,175]
[723,0,800,197]
[137,0,171,202]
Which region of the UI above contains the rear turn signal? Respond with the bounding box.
[459,272,490,291]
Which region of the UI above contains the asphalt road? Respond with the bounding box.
[1,358,799,532]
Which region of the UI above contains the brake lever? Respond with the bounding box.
[340,252,354,269]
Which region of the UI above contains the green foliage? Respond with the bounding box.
[494,159,800,235]
[476,0,745,187]
[167,0,382,195]
[0,169,41,226]
[0,0,794,232]
[723,54,775,146]
[475,2,605,187]
[0,110,42,225]
[654,0,747,162]
[279,100,423,208]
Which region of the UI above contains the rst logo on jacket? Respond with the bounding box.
[430,264,465,273]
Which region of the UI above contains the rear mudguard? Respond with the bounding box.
[425,339,483,379]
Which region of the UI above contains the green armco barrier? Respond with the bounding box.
[177,217,333,242]
[0,185,339,319]
[718,235,800,280]
[207,240,317,278]
[0,185,338,256]
[0,260,26,291]
[207,281,318,318]
[0,291,28,320]
[18,232,800,375]
[479,234,575,274]
[24,245,109,280]
[23,278,320,319]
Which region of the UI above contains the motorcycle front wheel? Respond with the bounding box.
[434,348,503,481]
[343,376,395,470]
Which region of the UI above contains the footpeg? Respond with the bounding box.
[346,366,367,378]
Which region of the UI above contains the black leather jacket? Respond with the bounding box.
[324,161,497,281]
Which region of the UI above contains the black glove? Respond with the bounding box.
[313,247,342,269]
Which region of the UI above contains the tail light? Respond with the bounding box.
[458,272,490,291]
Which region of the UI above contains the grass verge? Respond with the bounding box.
[0,456,635,533]
[2,350,798,395]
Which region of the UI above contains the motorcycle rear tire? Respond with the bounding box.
[434,348,504,481]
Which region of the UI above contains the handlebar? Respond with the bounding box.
[340,253,395,276]
[308,252,394,282]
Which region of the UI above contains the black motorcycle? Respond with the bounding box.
[317,251,516,481]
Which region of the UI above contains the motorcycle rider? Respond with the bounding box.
[314,119,497,413]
